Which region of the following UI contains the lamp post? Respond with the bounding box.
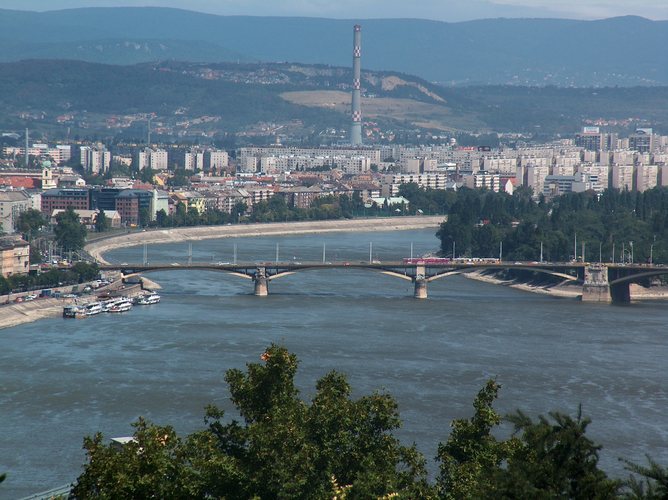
[630,241,634,264]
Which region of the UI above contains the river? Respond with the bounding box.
[2,229,668,498]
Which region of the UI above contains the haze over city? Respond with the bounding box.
[3,0,668,21]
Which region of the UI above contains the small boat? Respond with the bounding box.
[136,293,161,305]
[84,302,103,316]
[107,299,132,313]
[63,305,86,318]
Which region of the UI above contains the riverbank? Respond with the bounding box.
[85,216,446,264]
[464,270,668,300]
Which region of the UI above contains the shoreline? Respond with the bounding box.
[85,216,446,264]
[2,217,444,330]
[463,270,668,301]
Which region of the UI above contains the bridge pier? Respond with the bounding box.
[253,267,269,297]
[581,265,611,303]
[414,279,428,299]
[413,264,428,299]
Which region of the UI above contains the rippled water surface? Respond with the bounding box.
[2,229,668,498]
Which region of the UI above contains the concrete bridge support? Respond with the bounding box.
[253,267,269,297]
[413,264,428,299]
[414,279,428,299]
[581,265,611,303]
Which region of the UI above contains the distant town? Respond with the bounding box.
[0,125,664,277]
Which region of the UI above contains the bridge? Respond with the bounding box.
[98,260,668,303]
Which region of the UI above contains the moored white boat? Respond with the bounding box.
[84,302,103,316]
[107,299,133,313]
[136,293,161,305]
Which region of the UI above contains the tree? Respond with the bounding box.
[54,207,87,252]
[623,456,668,499]
[16,208,46,240]
[491,407,620,498]
[436,380,518,499]
[94,209,110,233]
[71,345,435,499]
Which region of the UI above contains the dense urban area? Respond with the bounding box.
[1,126,667,280]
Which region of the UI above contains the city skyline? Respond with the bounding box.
[2,0,667,22]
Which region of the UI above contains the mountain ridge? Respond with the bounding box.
[1,8,667,86]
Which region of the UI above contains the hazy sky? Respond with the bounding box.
[3,0,667,21]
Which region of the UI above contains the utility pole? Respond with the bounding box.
[322,243,326,264]
[452,241,455,259]
[369,242,373,263]
[275,243,279,264]
[499,241,503,262]
[188,242,192,266]
[574,233,577,261]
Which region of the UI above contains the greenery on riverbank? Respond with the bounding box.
[0,262,99,295]
[69,345,666,498]
[418,186,668,263]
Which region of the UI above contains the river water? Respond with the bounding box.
[2,229,668,498]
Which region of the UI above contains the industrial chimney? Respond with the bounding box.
[350,24,362,146]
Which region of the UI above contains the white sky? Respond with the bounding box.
[3,0,667,21]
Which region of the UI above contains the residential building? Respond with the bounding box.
[0,235,29,277]
[0,190,32,234]
[635,164,658,192]
[611,165,634,191]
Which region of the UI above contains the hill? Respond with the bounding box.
[0,8,668,86]
[1,60,668,142]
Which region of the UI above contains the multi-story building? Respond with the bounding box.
[577,164,609,192]
[114,189,153,226]
[41,188,90,215]
[0,235,29,277]
[135,148,169,171]
[0,190,32,234]
[80,145,111,174]
[575,127,604,151]
[206,150,229,171]
[635,164,658,192]
[381,173,450,197]
[463,172,501,192]
[183,151,204,171]
[611,165,634,191]
[525,165,550,197]
[629,128,654,153]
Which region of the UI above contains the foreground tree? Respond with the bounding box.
[436,380,518,499]
[71,345,434,499]
[490,407,620,498]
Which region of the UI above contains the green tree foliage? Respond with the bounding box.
[71,345,434,499]
[16,208,46,240]
[622,456,668,499]
[54,207,87,252]
[69,346,666,499]
[0,262,99,294]
[94,209,110,233]
[436,380,519,499]
[491,408,620,498]
[437,187,668,264]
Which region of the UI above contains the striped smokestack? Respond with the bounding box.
[350,24,362,146]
